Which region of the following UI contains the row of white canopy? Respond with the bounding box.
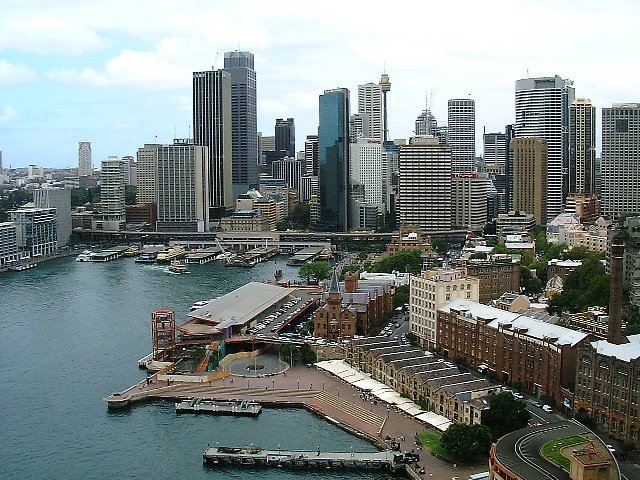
[315,359,452,432]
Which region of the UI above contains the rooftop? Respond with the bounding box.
[591,335,640,362]
[188,282,296,326]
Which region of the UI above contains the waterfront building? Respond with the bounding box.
[437,298,587,405]
[0,221,20,266]
[409,267,479,350]
[272,156,302,195]
[9,207,57,258]
[220,210,269,232]
[94,156,126,231]
[511,137,548,226]
[224,51,258,198]
[313,270,392,340]
[318,88,350,232]
[357,82,383,141]
[451,172,488,231]
[155,139,209,232]
[515,76,575,222]
[78,141,92,177]
[136,143,161,206]
[275,118,295,158]
[33,187,71,246]
[193,68,233,216]
[398,136,452,233]
[601,103,640,220]
[569,98,597,196]
[447,98,476,172]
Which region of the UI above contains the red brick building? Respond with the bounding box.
[313,271,392,340]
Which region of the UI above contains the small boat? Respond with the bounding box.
[190,300,212,311]
[274,269,283,279]
[123,245,139,257]
[76,250,93,262]
[169,260,188,273]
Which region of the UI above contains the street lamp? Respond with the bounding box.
[322,380,325,390]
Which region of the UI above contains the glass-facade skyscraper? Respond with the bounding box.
[224,51,258,199]
[318,88,350,232]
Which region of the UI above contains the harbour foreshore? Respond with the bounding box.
[106,364,483,479]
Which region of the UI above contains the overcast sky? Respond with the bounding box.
[1,0,638,169]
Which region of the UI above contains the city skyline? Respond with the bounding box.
[0,0,639,168]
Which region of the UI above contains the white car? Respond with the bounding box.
[542,405,553,413]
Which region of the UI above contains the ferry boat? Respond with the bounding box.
[156,246,186,263]
[76,250,94,262]
[168,260,188,274]
[123,245,139,257]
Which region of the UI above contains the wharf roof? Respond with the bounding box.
[591,335,640,362]
[188,282,296,326]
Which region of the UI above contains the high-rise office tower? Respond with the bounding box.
[33,187,71,246]
[447,98,476,172]
[511,137,548,226]
[415,109,438,136]
[399,136,452,232]
[504,124,516,212]
[483,132,506,168]
[78,141,92,176]
[451,173,488,231]
[318,88,350,231]
[100,156,126,230]
[569,98,596,195]
[223,51,258,198]
[156,139,210,232]
[304,135,319,176]
[193,68,233,215]
[379,73,391,143]
[357,82,383,141]
[272,157,302,195]
[350,138,383,208]
[515,76,575,221]
[136,144,161,205]
[275,118,295,158]
[601,103,640,219]
[349,113,368,142]
[0,149,3,174]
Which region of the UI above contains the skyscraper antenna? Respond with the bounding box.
[383,60,386,74]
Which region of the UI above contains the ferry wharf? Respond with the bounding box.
[106,364,482,480]
[203,445,404,471]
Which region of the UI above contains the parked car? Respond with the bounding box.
[542,405,553,413]
[531,401,543,408]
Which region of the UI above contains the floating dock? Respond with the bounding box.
[87,246,130,262]
[176,398,261,416]
[286,246,326,266]
[227,246,279,267]
[185,246,223,264]
[203,445,402,471]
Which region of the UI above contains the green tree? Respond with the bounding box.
[393,284,409,309]
[0,188,33,221]
[440,423,493,459]
[276,220,291,231]
[520,266,543,295]
[298,261,332,282]
[470,252,487,260]
[371,249,422,275]
[547,254,609,316]
[431,237,448,255]
[574,408,596,431]
[482,392,531,440]
[288,203,310,229]
[492,243,509,254]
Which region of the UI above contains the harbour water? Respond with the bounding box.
[0,256,391,480]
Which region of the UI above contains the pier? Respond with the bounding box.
[286,246,326,266]
[203,445,401,471]
[87,245,130,262]
[184,246,223,264]
[175,398,261,416]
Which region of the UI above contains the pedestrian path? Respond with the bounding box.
[314,391,386,433]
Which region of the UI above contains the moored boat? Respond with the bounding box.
[156,246,186,263]
[169,260,188,273]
